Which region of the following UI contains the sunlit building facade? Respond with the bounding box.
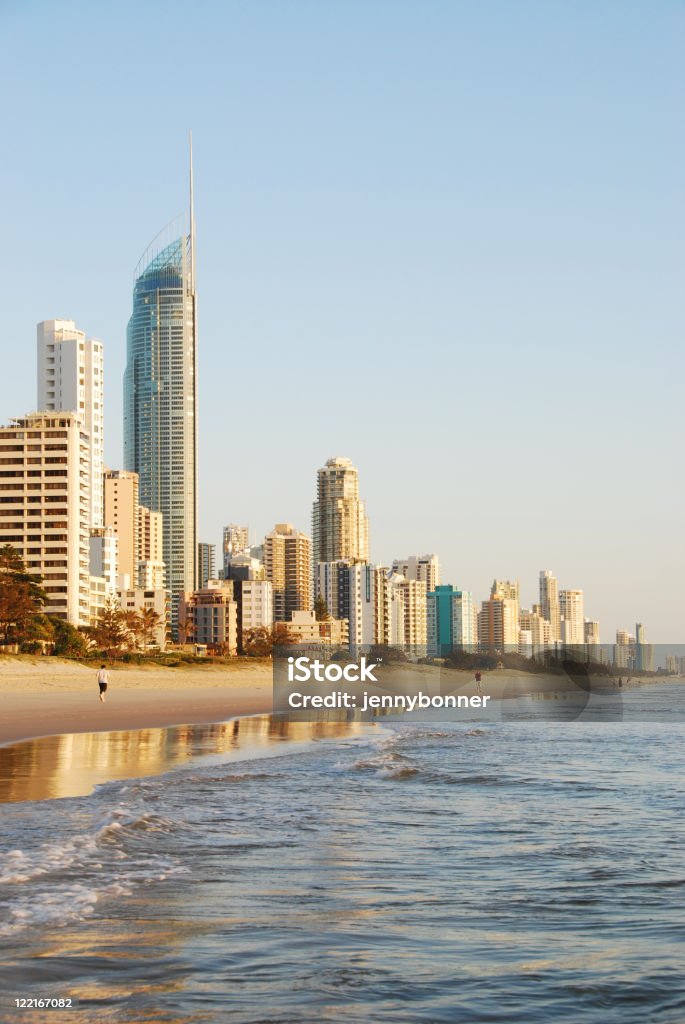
[124,218,197,633]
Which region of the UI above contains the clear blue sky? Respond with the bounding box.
[0,0,683,640]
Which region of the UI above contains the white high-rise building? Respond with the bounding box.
[392,554,441,594]
[379,571,427,652]
[0,412,91,626]
[88,526,118,624]
[37,320,104,529]
[315,561,378,648]
[559,589,584,646]
[238,579,274,633]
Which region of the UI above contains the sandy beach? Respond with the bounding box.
[0,657,273,745]
[1,655,667,747]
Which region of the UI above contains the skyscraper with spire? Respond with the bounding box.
[123,138,197,633]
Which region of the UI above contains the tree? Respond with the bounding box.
[89,597,127,652]
[314,596,330,622]
[0,544,47,645]
[242,624,297,658]
[242,626,273,658]
[50,617,88,658]
[138,607,161,651]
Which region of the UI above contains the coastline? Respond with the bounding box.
[0,655,677,748]
[0,657,272,745]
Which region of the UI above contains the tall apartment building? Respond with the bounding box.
[37,320,104,529]
[539,570,561,643]
[392,554,441,594]
[138,505,165,589]
[104,470,139,587]
[315,560,379,648]
[223,524,250,575]
[519,607,551,650]
[224,553,265,581]
[584,619,600,645]
[615,629,635,669]
[559,589,584,646]
[0,413,90,626]
[377,571,427,650]
[478,594,519,649]
[264,523,311,622]
[138,505,163,563]
[89,526,118,622]
[198,543,216,589]
[236,578,274,637]
[124,162,198,633]
[635,622,654,672]
[104,469,166,590]
[492,578,519,614]
[427,585,477,656]
[312,457,369,566]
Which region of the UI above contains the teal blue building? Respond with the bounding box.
[427,585,476,655]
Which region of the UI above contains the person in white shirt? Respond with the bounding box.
[97,665,109,703]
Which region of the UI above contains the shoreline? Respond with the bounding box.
[0,656,273,746]
[0,656,679,748]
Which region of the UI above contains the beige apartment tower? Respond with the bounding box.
[392,555,441,594]
[312,457,369,566]
[559,589,584,646]
[104,469,165,590]
[104,470,139,587]
[0,413,91,626]
[263,523,311,622]
[539,569,561,643]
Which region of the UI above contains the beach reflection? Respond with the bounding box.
[0,715,366,803]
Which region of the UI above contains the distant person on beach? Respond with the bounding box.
[97,665,109,703]
[475,671,482,695]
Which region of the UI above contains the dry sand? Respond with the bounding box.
[0,657,273,745]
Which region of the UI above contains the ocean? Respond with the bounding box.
[1,682,684,1023]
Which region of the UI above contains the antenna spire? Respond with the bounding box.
[189,130,195,292]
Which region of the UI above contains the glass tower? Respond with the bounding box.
[124,214,197,634]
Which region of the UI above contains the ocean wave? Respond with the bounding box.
[0,804,188,937]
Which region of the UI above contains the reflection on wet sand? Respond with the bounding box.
[0,715,368,803]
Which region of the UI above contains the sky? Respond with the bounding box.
[0,0,683,640]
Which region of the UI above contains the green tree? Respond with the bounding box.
[50,617,88,658]
[0,544,47,645]
[138,607,161,651]
[313,596,330,622]
[242,624,297,658]
[89,597,127,652]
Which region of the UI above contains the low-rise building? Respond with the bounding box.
[178,580,238,655]
[117,588,168,650]
[278,609,348,646]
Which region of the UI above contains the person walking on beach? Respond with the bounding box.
[97,664,109,703]
[475,670,482,695]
